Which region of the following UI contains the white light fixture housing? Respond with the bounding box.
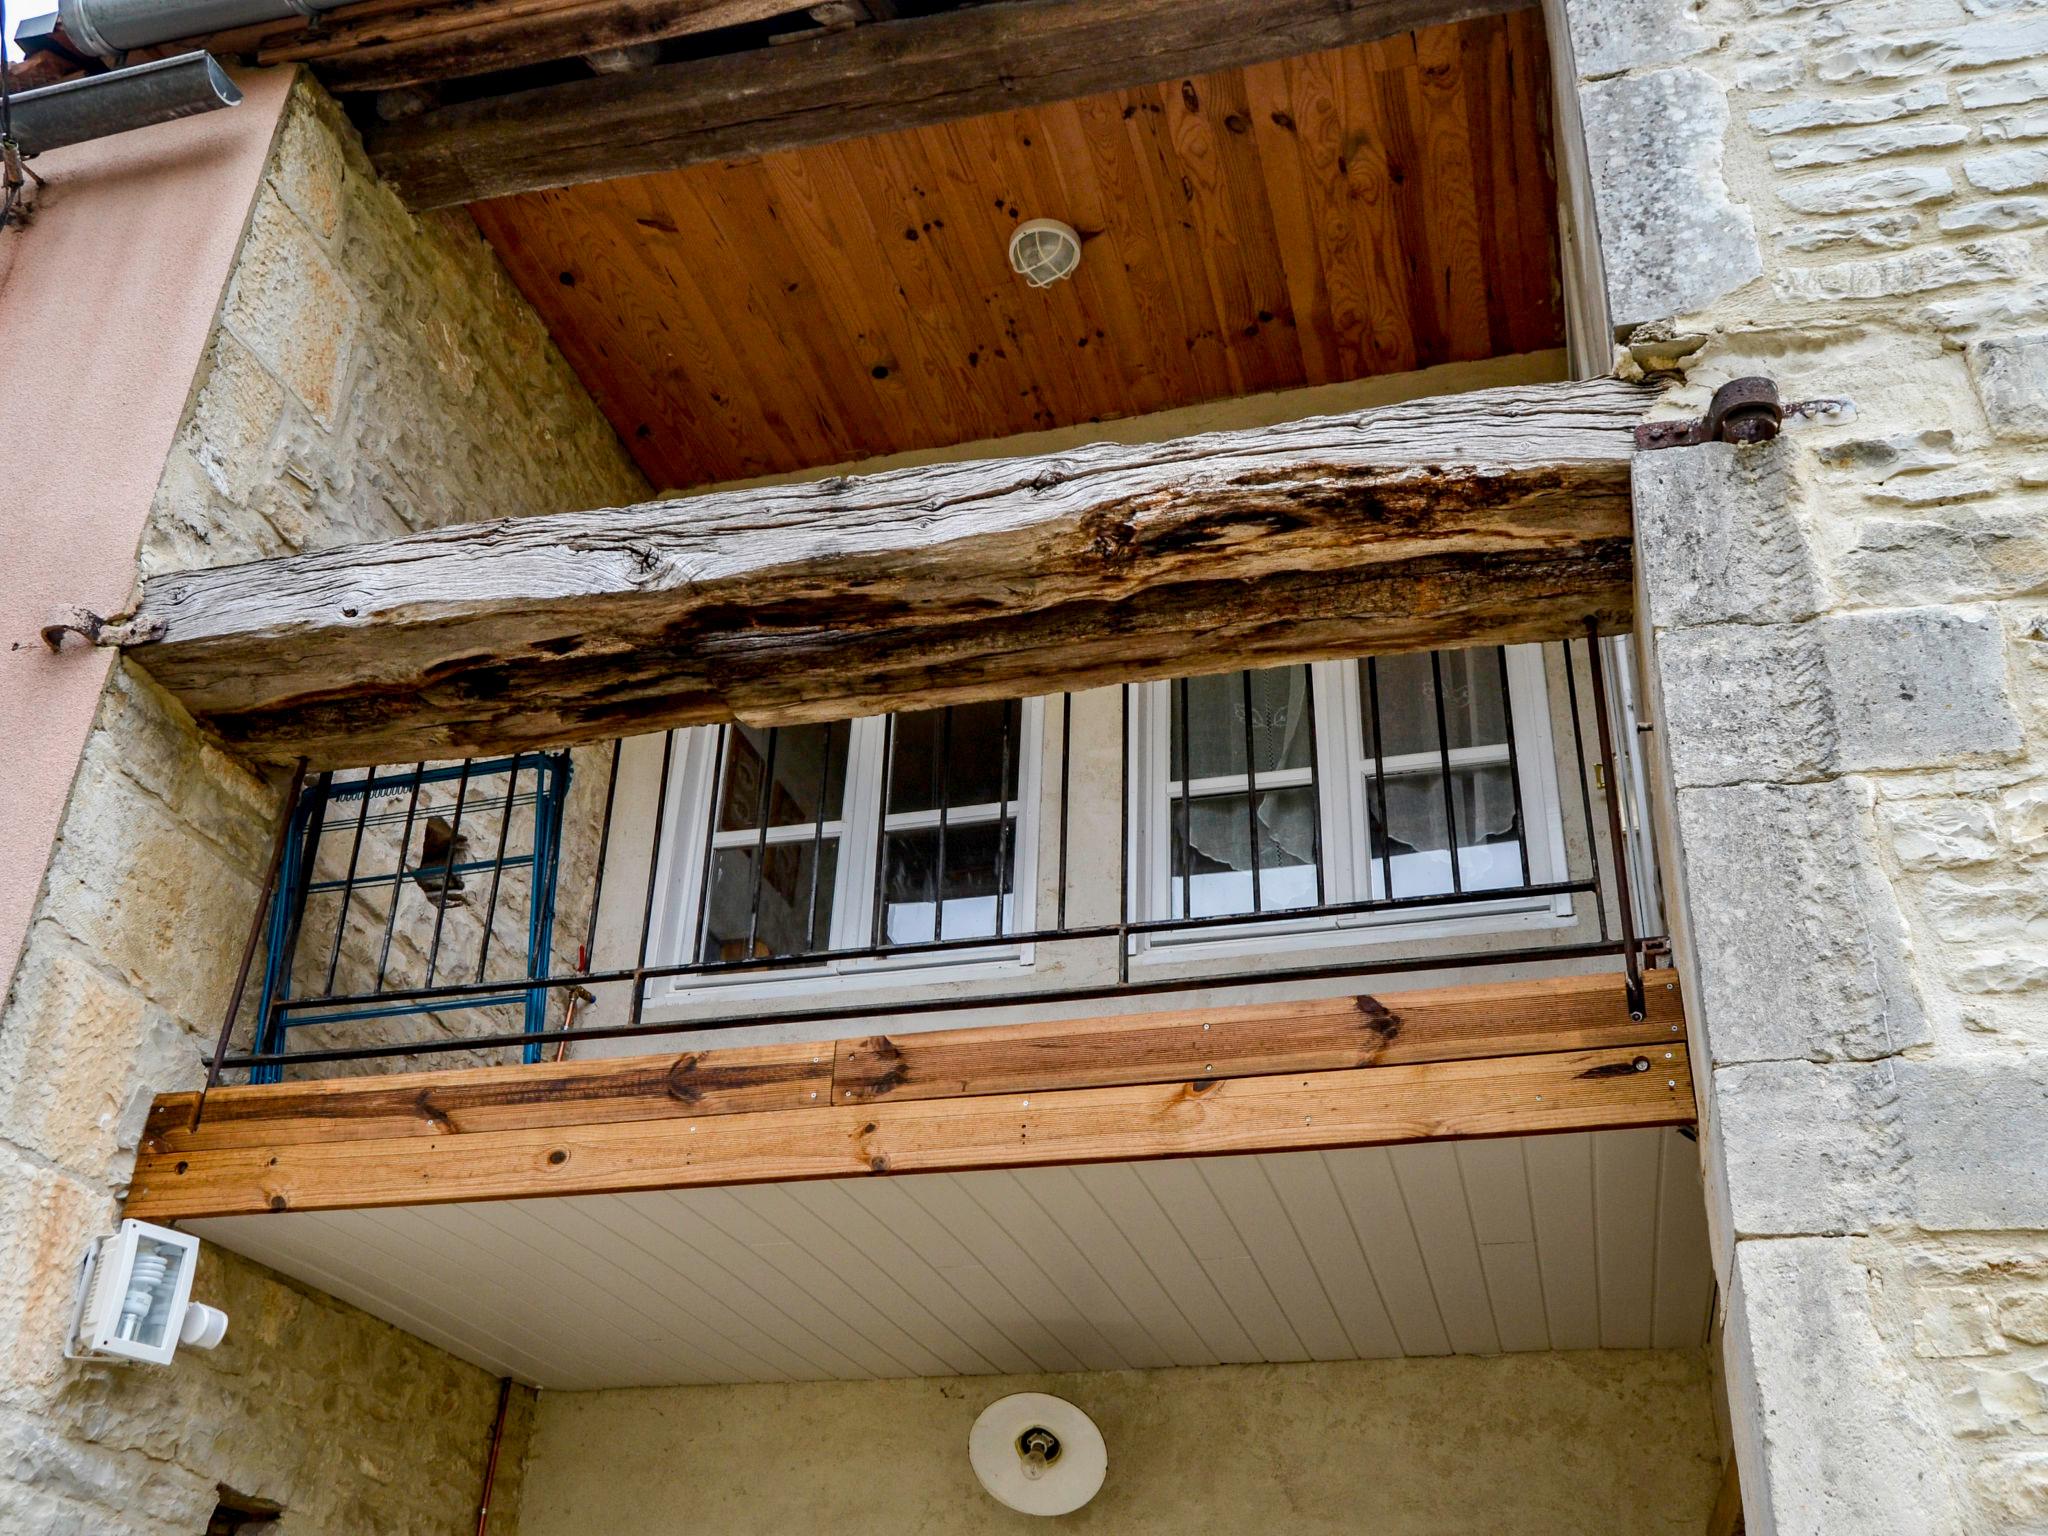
[1008,219,1082,288]
[969,1392,1107,1516]
[67,1219,228,1366]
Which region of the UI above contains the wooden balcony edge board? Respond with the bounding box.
[117,378,1652,769]
[834,969,1682,1103]
[143,970,1683,1154]
[125,1042,1695,1221]
[144,1039,834,1152]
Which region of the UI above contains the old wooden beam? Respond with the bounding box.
[125,1041,1695,1219]
[145,0,820,94]
[118,378,1652,769]
[835,971,1682,1104]
[364,0,1529,208]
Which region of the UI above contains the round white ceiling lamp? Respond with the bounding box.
[968,1392,1107,1516]
[1008,218,1083,288]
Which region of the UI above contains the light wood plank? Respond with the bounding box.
[1388,1142,1500,1354]
[789,1182,1044,1374]
[836,971,1678,1104]
[1133,1159,1306,1362]
[1005,1166,1215,1367]
[897,1174,1128,1370]
[1476,1239,1550,1352]
[1067,1162,1264,1364]
[1594,1125,1662,1349]
[1321,1146,1453,1356]
[1522,1130,1601,1350]
[583,1192,876,1377]
[133,1044,1696,1223]
[957,1169,1178,1369]
[654,1187,907,1376]
[681,1185,953,1376]
[148,1040,832,1153]
[1258,1152,1404,1359]
[1651,1129,1715,1349]
[740,1182,996,1374]
[1200,1156,1354,1360]
[121,377,1648,768]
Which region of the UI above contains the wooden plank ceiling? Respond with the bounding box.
[470,9,1563,492]
[189,1132,1713,1390]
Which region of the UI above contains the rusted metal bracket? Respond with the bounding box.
[39,606,168,651]
[1634,376,1786,450]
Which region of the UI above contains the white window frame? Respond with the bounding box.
[1127,645,1571,963]
[643,703,1045,1010]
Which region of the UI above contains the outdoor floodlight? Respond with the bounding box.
[67,1219,229,1366]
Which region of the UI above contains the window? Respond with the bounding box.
[649,643,1566,995]
[1130,644,1567,949]
[649,699,1042,994]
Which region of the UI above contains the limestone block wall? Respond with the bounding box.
[0,71,641,1533]
[517,1350,1722,1536]
[1559,1,2048,1529]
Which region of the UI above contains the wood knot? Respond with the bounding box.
[1577,1056,1652,1081]
[547,1148,569,1166]
[869,1155,889,1173]
[1353,995,1401,1046]
[413,1088,456,1133]
[267,1193,289,1211]
[667,1057,704,1104]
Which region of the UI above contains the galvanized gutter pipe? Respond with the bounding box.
[56,0,352,59]
[5,51,240,153]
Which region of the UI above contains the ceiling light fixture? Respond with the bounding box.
[969,1393,1107,1516]
[1008,218,1081,288]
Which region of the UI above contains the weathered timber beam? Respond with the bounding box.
[126,1042,1695,1219]
[119,378,1652,769]
[145,0,819,94]
[365,0,1529,208]
[143,970,1680,1153]
[120,380,1649,767]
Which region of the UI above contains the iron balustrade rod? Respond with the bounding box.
[223,938,1642,1069]
[473,752,524,984]
[260,875,1605,1019]
[1583,619,1646,1020]
[196,755,308,1127]
[227,638,1668,1080]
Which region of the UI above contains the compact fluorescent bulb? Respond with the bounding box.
[67,1219,227,1366]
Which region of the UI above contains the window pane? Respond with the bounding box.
[887,702,1023,813]
[879,820,1017,943]
[1363,652,1439,759]
[1377,769,1455,899]
[1455,764,1525,890]
[715,722,851,832]
[1172,786,1319,918]
[698,839,838,962]
[1437,649,1509,750]
[1171,667,1312,781]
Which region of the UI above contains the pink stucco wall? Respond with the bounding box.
[0,67,293,997]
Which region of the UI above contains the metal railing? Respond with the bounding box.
[207,627,1664,1087]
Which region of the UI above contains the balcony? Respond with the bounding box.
[132,629,1685,1222]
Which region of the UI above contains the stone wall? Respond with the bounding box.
[516,1350,1722,1535]
[0,70,641,1533]
[1561,1,2048,1529]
